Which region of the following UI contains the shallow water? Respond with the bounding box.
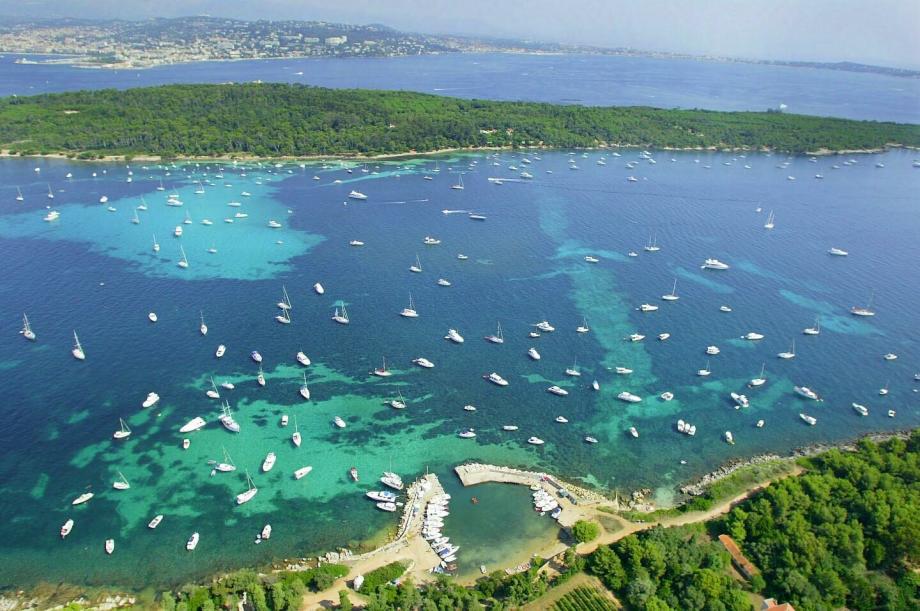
[0,150,917,588]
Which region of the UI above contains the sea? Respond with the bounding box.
[0,52,918,590]
[2,52,919,123]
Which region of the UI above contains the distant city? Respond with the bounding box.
[0,16,917,78]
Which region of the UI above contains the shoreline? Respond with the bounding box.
[1,427,915,608]
[0,143,908,166]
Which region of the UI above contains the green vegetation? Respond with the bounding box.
[2,83,919,158]
[358,561,408,594]
[572,520,601,544]
[587,524,750,610]
[158,565,348,611]
[718,435,919,610]
[553,585,616,611]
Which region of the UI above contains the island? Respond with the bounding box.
[2,83,919,159]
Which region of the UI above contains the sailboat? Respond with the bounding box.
[331,304,349,325]
[576,318,590,333]
[152,234,160,253]
[219,402,240,433]
[451,174,465,190]
[257,365,266,387]
[156,179,166,192]
[400,293,419,318]
[749,363,767,387]
[777,339,796,359]
[565,358,581,377]
[199,311,208,335]
[235,470,258,505]
[21,313,36,341]
[850,291,875,317]
[277,285,292,311]
[275,308,292,325]
[214,447,236,472]
[131,209,140,225]
[763,210,775,230]
[292,415,301,447]
[15,186,24,202]
[113,418,132,440]
[112,471,130,490]
[803,316,820,335]
[389,389,407,409]
[47,183,54,199]
[177,245,189,269]
[373,357,392,377]
[485,321,505,344]
[299,372,311,400]
[697,360,711,376]
[207,377,220,399]
[72,331,85,361]
[662,279,679,301]
[409,254,423,273]
[643,233,661,252]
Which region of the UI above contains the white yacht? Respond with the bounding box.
[20,313,36,341]
[413,357,435,368]
[547,386,569,396]
[400,294,419,318]
[485,322,505,344]
[828,247,848,256]
[794,386,821,401]
[800,413,817,426]
[296,351,311,366]
[852,403,869,416]
[615,366,633,375]
[584,255,600,263]
[701,258,730,270]
[348,190,368,200]
[749,363,767,387]
[373,357,392,377]
[527,347,541,360]
[617,391,641,403]
[535,320,555,332]
[262,452,276,472]
[658,333,671,341]
[179,417,206,433]
[113,418,132,440]
[706,345,720,355]
[71,331,85,361]
[331,304,350,325]
[850,291,875,317]
[742,332,765,341]
[484,372,509,387]
[777,339,796,359]
[236,471,258,505]
[803,317,820,335]
[638,303,659,312]
[731,393,750,408]
[445,329,464,344]
[299,372,311,400]
[661,279,679,301]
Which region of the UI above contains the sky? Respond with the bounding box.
[2,0,919,68]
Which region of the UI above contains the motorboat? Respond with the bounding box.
[267,220,282,228]
[852,403,869,416]
[800,413,817,426]
[534,320,555,332]
[584,255,600,263]
[742,332,764,341]
[527,437,545,445]
[724,431,735,445]
[706,346,720,355]
[148,515,164,529]
[555,416,569,424]
[794,386,821,401]
[142,392,160,408]
[592,380,600,391]
[349,240,365,247]
[617,391,641,403]
[296,351,311,366]
[527,347,541,360]
[313,282,325,295]
[701,258,730,270]
[72,492,94,506]
[445,329,464,344]
[585,436,598,444]
[260,525,272,540]
[457,254,469,260]
[250,350,262,363]
[423,236,441,245]
[502,425,519,431]
[883,353,897,361]
[437,278,452,287]
[215,344,226,358]
[294,466,313,480]
[660,391,674,401]
[731,392,750,408]
[179,417,206,433]
[658,333,671,341]
[334,416,347,428]
[463,404,477,412]
[485,372,509,387]
[720,305,733,313]
[105,539,115,555]
[628,333,645,342]
[413,357,434,368]
[262,452,276,472]
[615,366,633,375]
[348,190,368,200]
[638,304,658,312]
[628,427,639,438]
[547,386,569,396]
[186,532,200,551]
[828,247,848,256]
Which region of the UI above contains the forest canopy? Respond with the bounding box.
[1,83,919,158]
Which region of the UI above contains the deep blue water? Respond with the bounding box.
[0,150,917,588]
[2,52,919,123]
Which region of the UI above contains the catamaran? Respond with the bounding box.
[71,331,85,361]
[21,313,36,341]
[113,418,132,440]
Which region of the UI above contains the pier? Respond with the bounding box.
[454,463,606,506]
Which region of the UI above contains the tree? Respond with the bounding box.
[338,590,353,610]
[572,520,600,544]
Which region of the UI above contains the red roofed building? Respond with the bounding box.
[718,534,760,579]
[762,598,796,611]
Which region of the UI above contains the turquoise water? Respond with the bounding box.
[0,151,917,589]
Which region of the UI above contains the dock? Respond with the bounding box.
[454,463,606,506]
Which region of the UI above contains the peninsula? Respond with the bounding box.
[2,83,919,159]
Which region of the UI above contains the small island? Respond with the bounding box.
[1,83,919,159]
